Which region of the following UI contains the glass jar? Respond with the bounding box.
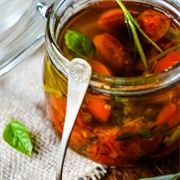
[43,0,180,167]
[0,0,55,76]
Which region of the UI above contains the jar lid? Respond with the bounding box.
[0,0,55,76]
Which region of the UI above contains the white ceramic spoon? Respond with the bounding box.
[56,58,92,180]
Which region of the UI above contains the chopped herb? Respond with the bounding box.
[137,129,152,138]
[115,131,134,141]
[153,123,169,137]
[115,95,128,105]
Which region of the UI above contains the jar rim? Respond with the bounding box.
[46,0,180,95]
[0,0,55,77]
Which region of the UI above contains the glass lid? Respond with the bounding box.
[0,0,55,76]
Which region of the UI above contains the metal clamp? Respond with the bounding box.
[36,2,54,18]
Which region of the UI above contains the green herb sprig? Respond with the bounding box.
[148,44,180,65]
[139,172,180,180]
[3,116,33,156]
[116,0,163,70]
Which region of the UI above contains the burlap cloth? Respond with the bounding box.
[0,44,179,180]
[0,44,100,180]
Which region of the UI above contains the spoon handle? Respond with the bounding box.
[56,58,92,180]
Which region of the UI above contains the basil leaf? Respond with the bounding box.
[139,172,180,180]
[115,131,134,141]
[137,129,152,138]
[64,29,96,59]
[3,120,33,156]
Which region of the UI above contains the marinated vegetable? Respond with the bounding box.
[137,9,170,42]
[44,0,180,166]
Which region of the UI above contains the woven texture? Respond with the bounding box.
[0,44,179,180]
[0,44,99,180]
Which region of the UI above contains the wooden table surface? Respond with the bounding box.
[104,149,179,180]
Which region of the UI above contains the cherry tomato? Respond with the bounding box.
[137,9,170,42]
[153,51,180,73]
[93,33,132,75]
[156,103,180,128]
[98,9,125,31]
[87,59,112,76]
[85,94,111,123]
[98,9,139,32]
